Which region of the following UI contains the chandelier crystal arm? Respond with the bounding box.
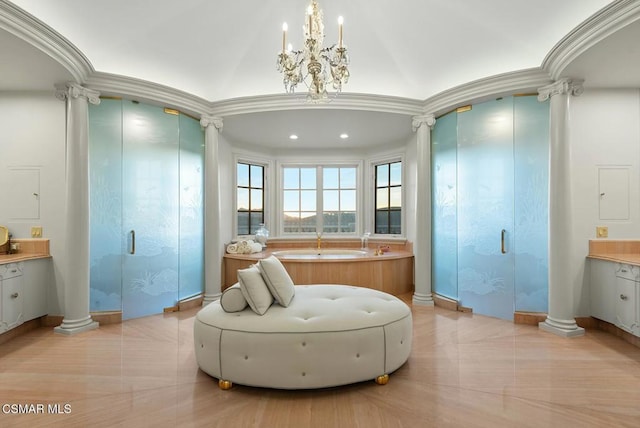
[276,0,349,103]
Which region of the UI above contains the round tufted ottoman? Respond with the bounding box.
[193,284,412,390]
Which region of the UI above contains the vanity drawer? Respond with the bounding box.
[0,263,23,280]
[615,264,639,281]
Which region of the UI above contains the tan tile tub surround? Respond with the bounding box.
[223,239,414,295]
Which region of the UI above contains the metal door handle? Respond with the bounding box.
[620,294,628,300]
[501,229,506,254]
[11,292,19,299]
[130,230,136,255]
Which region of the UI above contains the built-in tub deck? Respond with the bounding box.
[223,240,414,296]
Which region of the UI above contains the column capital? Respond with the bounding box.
[537,78,584,102]
[412,114,436,132]
[55,82,101,105]
[200,115,223,131]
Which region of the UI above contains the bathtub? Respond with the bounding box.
[272,249,368,258]
[224,246,414,296]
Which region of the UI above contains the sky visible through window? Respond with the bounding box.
[375,161,402,234]
[283,166,357,234]
[237,162,264,235]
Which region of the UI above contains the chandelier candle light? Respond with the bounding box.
[277,0,350,102]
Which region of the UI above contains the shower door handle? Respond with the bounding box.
[501,229,506,254]
[129,230,136,255]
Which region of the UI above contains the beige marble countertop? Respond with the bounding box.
[0,238,51,265]
[587,253,640,266]
[0,253,51,265]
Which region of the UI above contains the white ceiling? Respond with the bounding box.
[6,0,614,101]
[562,17,640,88]
[5,0,640,149]
[0,25,72,91]
[222,109,413,150]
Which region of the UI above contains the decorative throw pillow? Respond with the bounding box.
[237,265,274,315]
[220,283,248,313]
[258,255,295,307]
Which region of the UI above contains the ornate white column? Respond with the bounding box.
[537,78,585,337]
[54,83,100,335]
[200,115,224,305]
[412,114,436,306]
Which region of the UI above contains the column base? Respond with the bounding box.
[539,316,585,337]
[412,292,435,307]
[54,315,99,336]
[202,292,222,306]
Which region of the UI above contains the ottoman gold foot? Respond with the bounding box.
[218,379,233,390]
[375,374,389,385]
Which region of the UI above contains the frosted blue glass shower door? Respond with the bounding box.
[432,111,458,299]
[89,99,123,313]
[122,102,180,319]
[457,98,515,320]
[178,114,205,301]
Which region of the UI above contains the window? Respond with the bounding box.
[283,167,317,233]
[282,165,358,234]
[322,167,356,233]
[237,162,264,235]
[375,161,402,234]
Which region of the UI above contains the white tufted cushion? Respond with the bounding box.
[220,283,248,313]
[237,265,273,315]
[258,255,295,307]
[194,285,412,389]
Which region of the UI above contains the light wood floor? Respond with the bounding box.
[1,299,639,428]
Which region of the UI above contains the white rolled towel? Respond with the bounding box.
[237,240,251,254]
[226,243,238,254]
[250,242,263,253]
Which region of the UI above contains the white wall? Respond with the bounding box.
[403,135,418,245]
[217,134,235,247]
[0,92,67,315]
[569,88,640,315]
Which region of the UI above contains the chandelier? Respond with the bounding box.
[277,0,350,102]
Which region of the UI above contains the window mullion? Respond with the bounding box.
[317,166,323,235]
[388,166,392,232]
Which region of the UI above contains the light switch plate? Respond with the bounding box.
[31,226,42,238]
[596,226,608,238]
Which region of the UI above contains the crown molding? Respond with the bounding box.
[4,0,634,121]
[543,0,640,80]
[209,93,424,117]
[423,68,553,117]
[84,74,424,119]
[84,72,211,117]
[0,0,92,83]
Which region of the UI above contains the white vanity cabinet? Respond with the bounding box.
[22,258,50,320]
[590,259,617,324]
[1,263,24,333]
[0,258,50,334]
[590,259,640,337]
[614,264,639,335]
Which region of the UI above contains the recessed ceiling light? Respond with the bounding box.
[340,133,349,139]
[289,134,298,140]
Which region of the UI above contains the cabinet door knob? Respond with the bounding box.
[621,269,628,273]
[11,292,19,299]
[620,294,628,300]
